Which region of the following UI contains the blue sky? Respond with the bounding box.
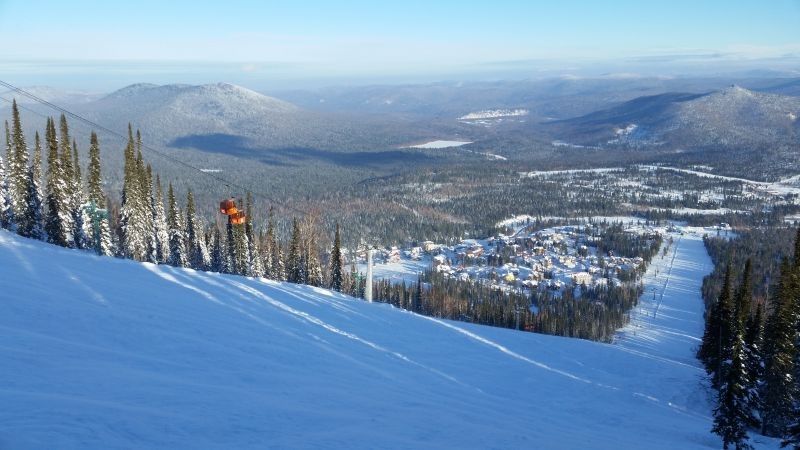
[1,0,799,89]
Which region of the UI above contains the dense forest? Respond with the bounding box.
[698,227,800,449]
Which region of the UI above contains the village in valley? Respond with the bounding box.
[358,216,732,297]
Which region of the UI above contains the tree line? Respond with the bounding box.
[0,99,349,293]
[698,229,800,449]
[368,266,646,342]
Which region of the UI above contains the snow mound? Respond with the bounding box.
[0,230,765,449]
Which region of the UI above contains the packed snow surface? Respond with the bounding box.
[407,140,472,149]
[0,231,780,448]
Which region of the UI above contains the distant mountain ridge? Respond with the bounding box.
[549,85,800,149]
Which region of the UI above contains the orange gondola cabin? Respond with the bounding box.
[219,198,238,215]
[229,211,246,225]
[219,198,246,225]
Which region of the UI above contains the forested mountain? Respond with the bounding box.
[549,86,800,149]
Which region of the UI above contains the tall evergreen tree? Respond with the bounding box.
[244,192,261,277]
[264,207,277,278]
[70,139,91,249]
[272,241,285,281]
[166,183,187,267]
[9,99,30,233]
[4,120,10,171]
[743,303,764,428]
[287,218,303,283]
[232,218,249,275]
[226,221,236,274]
[0,146,12,230]
[329,223,343,291]
[734,259,754,327]
[120,127,147,260]
[58,114,76,247]
[306,233,323,286]
[141,163,157,263]
[44,117,69,246]
[412,275,424,311]
[20,132,45,240]
[699,264,735,385]
[152,175,170,263]
[760,258,797,437]
[84,132,112,256]
[86,132,104,207]
[210,226,226,273]
[712,322,754,450]
[185,189,210,270]
[260,228,273,278]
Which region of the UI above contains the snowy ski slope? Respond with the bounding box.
[0,230,780,449]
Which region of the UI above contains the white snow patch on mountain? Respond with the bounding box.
[407,140,472,149]
[615,123,638,136]
[459,109,529,120]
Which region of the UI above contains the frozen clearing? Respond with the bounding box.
[407,140,473,149]
[0,231,781,449]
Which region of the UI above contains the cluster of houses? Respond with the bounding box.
[363,222,661,295]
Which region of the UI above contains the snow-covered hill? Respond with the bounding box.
[0,231,779,449]
[550,86,800,149]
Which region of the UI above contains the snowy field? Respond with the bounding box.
[407,140,472,149]
[357,257,428,285]
[0,231,781,449]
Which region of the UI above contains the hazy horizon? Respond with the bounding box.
[1,0,799,91]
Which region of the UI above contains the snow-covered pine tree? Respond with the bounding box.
[86,132,103,208]
[329,223,343,291]
[263,208,277,278]
[306,241,323,286]
[119,126,148,261]
[210,226,226,273]
[141,164,157,263]
[760,258,797,437]
[733,259,753,327]
[258,229,271,277]
[21,132,45,240]
[166,183,187,267]
[44,117,69,246]
[287,218,302,283]
[699,264,734,386]
[226,221,236,274]
[185,189,210,270]
[232,220,249,275]
[742,303,764,428]
[152,175,170,263]
[58,114,76,248]
[712,319,754,450]
[412,275,424,311]
[273,241,285,281]
[0,148,13,230]
[9,100,31,235]
[244,192,260,277]
[70,139,91,250]
[3,120,10,171]
[85,132,113,256]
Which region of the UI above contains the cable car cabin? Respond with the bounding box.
[229,211,246,226]
[220,198,238,215]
